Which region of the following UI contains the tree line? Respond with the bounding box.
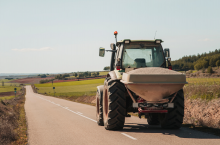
[171,49,220,70]
[38,74,49,78]
[54,72,100,80]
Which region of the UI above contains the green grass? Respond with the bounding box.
[0,79,16,83]
[37,84,101,96]
[36,78,105,97]
[35,78,105,87]
[0,86,21,93]
[192,70,198,73]
[0,95,15,100]
[99,71,109,75]
[184,78,220,100]
[186,78,220,85]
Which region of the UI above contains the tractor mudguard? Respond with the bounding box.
[97,85,104,96]
[107,71,117,80]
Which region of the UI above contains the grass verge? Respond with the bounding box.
[0,95,15,101]
[0,87,27,145]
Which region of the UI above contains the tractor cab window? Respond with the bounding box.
[122,43,165,68]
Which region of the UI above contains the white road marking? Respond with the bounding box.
[121,133,137,140]
[76,112,83,115]
[35,95,97,123]
[32,92,136,139]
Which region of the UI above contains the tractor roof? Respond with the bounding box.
[116,39,163,46]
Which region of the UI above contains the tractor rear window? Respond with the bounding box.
[122,43,165,68]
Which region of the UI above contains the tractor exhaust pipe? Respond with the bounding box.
[114,31,118,44]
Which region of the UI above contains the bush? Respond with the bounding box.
[202,67,205,73]
[216,60,220,68]
[40,79,54,84]
[207,66,214,73]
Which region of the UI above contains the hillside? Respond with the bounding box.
[171,49,220,71]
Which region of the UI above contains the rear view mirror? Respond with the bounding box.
[99,47,105,57]
[164,48,170,58]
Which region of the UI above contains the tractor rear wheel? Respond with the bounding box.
[96,90,104,126]
[160,89,184,129]
[147,114,160,125]
[103,78,126,130]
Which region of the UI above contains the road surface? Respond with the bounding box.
[25,86,220,145]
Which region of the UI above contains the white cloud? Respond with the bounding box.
[12,47,54,52]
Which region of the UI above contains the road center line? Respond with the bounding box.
[32,92,137,140]
[35,95,97,123]
[121,133,137,140]
[76,111,83,115]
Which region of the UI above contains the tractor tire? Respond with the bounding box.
[96,90,104,126]
[160,89,184,129]
[147,114,160,125]
[103,78,126,130]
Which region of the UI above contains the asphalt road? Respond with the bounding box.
[25,86,220,145]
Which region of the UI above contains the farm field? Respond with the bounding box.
[185,78,220,100]
[9,77,55,84]
[0,79,16,82]
[186,78,220,85]
[0,86,21,93]
[34,77,220,99]
[99,71,109,75]
[49,76,106,83]
[35,78,105,97]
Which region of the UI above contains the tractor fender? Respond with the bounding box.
[97,85,104,97]
[107,71,117,80]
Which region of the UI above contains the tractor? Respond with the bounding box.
[96,31,187,130]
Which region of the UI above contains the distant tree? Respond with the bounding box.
[74,73,78,77]
[92,72,96,77]
[96,72,100,76]
[194,60,209,70]
[88,72,91,77]
[55,74,62,80]
[40,74,47,78]
[207,66,214,73]
[84,72,88,77]
[78,73,84,78]
[209,58,215,67]
[2,81,4,86]
[103,66,110,70]
[216,60,220,68]
[63,74,70,78]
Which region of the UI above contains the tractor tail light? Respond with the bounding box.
[116,66,120,70]
[168,66,172,70]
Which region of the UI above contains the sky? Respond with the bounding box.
[0,0,220,73]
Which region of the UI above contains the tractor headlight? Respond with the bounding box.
[156,40,161,43]
[125,40,130,44]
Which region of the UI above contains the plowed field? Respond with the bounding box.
[10,77,54,84]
